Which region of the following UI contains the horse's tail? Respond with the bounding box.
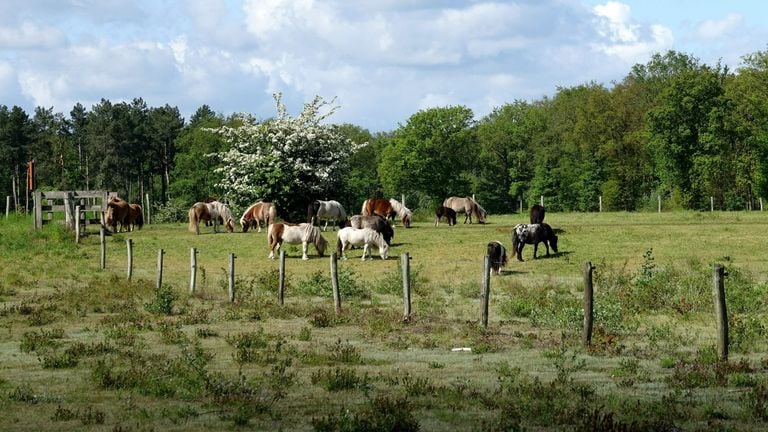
[267,205,277,225]
[268,223,282,251]
[336,235,343,256]
[511,230,520,259]
[361,199,369,216]
[188,206,198,233]
[134,206,144,229]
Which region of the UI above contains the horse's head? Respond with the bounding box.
[315,234,328,257]
[375,232,389,259]
[240,212,252,232]
[549,232,558,254]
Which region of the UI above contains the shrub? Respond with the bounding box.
[297,267,368,299]
[144,285,179,315]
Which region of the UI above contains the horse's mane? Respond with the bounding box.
[240,201,262,225]
[389,198,411,219]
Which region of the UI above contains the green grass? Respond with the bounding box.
[0,211,767,430]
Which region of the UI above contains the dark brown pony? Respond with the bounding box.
[487,241,507,275]
[349,214,394,245]
[127,203,144,231]
[240,201,277,232]
[434,206,457,227]
[530,204,545,224]
[105,196,131,233]
[511,223,558,261]
[361,198,412,228]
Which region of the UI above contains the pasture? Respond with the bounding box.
[1,211,767,431]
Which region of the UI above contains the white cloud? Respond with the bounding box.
[0,21,66,49]
[694,13,743,40]
[592,1,673,64]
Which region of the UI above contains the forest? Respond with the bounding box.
[2,49,768,219]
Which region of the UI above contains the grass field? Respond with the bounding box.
[1,211,767,431]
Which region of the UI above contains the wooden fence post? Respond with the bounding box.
[712,264,729,362]
[278,250,286,305]
[189,248,197,294]
[126,239,133,281]
[5,195,9,218]
[599,195,602,212]
[540,195,544,207]
[75,205,81,244]
[711,196,714,212]
[145,193,151,224]
[583,261,595,347]
[99,225,106,270]
[481,255,491,328]
[331,252,341,314]
[156,249,164,289]
[658,195,661,213]
[760,197,764,211]
[228,253,236,302]
[402,252,411,321]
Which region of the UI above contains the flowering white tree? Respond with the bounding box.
[209,94,364,219]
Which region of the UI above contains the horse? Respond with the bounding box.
[361,198,412,228]
[105,196,131,233]
[127,203,144,231]
[308,199,347,231]
[188,201,235,234]
[267,222,327,260]
[336,227,389,260]
[442,196,487,224]
[530,204,545,224]
[349,214,394,245]
[434,206,457,227]
[240,201,277,233]
[487,241,507,275]
[511,223,558,261]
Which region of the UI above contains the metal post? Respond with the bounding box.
[278,250,286,305]
[190,248,197,294]
[402,252,411,320]
[99,225,106,270]
[228,253,236,302]
[712,264,729,361]
[331,252,341,313]
[582,261,595,347]
[156,249,164,289]
[481,255,491,328]
[126,239,133,281]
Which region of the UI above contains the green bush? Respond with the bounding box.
[144,285,179,315]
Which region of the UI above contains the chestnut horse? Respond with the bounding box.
[442,196,487,224]
[361,198,412,228]
[268,222,327,260]
[105,196,131,233]
[188,201,235,234]
[128,203,144,231]
[240,201,277,233]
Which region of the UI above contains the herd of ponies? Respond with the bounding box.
[105,195,559,272]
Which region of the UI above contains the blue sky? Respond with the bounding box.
[1,1,767,132]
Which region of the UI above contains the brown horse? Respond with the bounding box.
[530,204,545,224]
[105,196,131,233]
[361,198,412,228]
[188,201,235,234]
[240,201,277,233]
[434,206,457,227]
[127,203,144,231]
[442,196,487,224]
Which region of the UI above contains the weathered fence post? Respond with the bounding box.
[658,195,661,213]
[402,252,411,320]
[126,239,133,281]
[99,225,106,270]
[189,247,197,294]
[228,253,236,302]
[145,193,151,224]
[5,195,9,218]
[599,195,602,212]
[712,264,729,362]
[760,197,764,211]
[330,252,341,314]
[156,249,164,289]
[711,196,714,212]
[64,192,75,230]
[481,254,491,328]
[583,261,595,347]
[518,196,523,213]
[401,193,406,209]
[75,205,81,244]
[278,250,286,306]
[540,195,544,207]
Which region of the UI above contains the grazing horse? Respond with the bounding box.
[443,196,487,224]
[240,201,277,233]
[308,199,347,231]
[487,241,507,275]
[105,196,131,233]
[434,206,457,227]
[127,203,144,231]
[349,214,394,245]
[511,223,558,261]
[530,204,545,224]
[188,201,235,234]
[336,227,389,260]
[361,198,412,228]
[267,222,327,260]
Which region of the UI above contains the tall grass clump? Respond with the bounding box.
[297,266,368,299]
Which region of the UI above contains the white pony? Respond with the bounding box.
[268,222,328,260]
[336,227,389,260]
[309,199,347,231]
[388,198,413,228]
[188,201,235,234]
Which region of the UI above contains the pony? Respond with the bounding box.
[188,201,235,234]
[487,241,507,275]
[240,201,277,233]
[511,223,558,261]
[349,214,394,245]
[336,227,389,260]
[308,199,347,231]
[105,196,131,233]
[361,198,412,228]
[268,222,327,260]
[442,196,487,224]
[530,204,545,224]
[127,203,144,231]
[434,206,457,227]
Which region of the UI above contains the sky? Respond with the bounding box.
[1,0,767,132]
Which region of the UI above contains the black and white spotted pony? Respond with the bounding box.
[511,223,558,261]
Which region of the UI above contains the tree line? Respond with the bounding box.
[2,49,768,219]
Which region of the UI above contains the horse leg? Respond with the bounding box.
[544,240,550,256]
[516,244,525,262]
[533,242,539,259]
[302,241,309,260]
[362,243,370,261]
